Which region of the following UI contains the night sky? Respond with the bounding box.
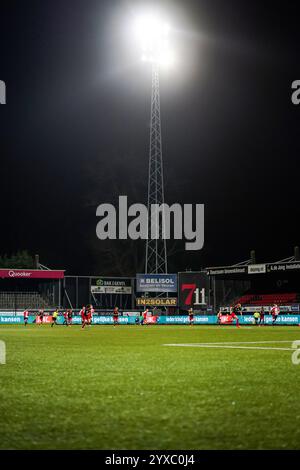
[1,0,300,276]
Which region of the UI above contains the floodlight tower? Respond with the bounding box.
[136,15,172,274]
[146,62,167,274]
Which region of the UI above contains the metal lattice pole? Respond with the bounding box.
[145,64,168,274]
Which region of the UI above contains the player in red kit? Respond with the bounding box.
[230,303,241,328]
[142,308,149,325]
[113,307,119,326]
[80,306,87,329]
[270,304,280,325]
[143,308,149,325]
[23,309,29,326]
[63,310,68,326]
[87,305,94,326]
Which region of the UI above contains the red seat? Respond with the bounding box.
[236,292,297,306]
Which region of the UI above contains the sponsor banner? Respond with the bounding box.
[91,277,132,294]
[239,315,300,325]
[92,316,132,324]
[1,315,300,325]
[206,267,247,276]
[208,263,300,277]
[220,315,233,324]
[136,274,177,293]
[248,264,266,274]
[70,316,135,325]
[221,305,295,313]
[91,286,132,294]
[35,315,53,324]
[164,316,190,324]
[291,305,300,312]
[0,315,137,325]
[123,311,141,317]
[0,269,64,279]
[266,263,300,273]
[0,316,23,324]
[136,297,177,307]
[178,272,208,308]
[144,315,159,324]
[0,315,55,324]
[165,316,211,324]
[0,312,24,316]
[91,278,132,294]
[274,315,300,324]
[65,316,81,325]
[163,315,300,325]
[0,310,151,317]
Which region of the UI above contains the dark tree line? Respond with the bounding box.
[0,250,34,269]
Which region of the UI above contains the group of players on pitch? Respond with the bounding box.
[187,303,281,327]
[186,303,244,327]
[215,303,280,327]
[22,305,121,328]
[80,306,123,327]
[23,303,281,328]
[252,304,280,325]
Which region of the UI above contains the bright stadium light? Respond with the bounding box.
[134,13,174,66]
[132,10,176,273]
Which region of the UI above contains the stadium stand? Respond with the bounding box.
[236,292,299,306]
[0,292,50,310]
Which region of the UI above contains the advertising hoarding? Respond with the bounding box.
[136,274,177,293]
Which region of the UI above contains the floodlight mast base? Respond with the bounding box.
[145,63,168,275]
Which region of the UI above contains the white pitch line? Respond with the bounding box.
[187,340,294,345]
[164,343,294,351]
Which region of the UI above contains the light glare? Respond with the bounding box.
[134,13,174,66]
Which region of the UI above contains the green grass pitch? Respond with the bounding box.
[0,324,300,450]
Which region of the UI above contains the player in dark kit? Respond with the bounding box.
[113,307,119,326]
[230,303,241,328]
[38,309,44,325]
[233,303,242,316]
[67,309,73,326]
[259,307,265,325]
[87,305,94,326]
[188,308,194,326]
